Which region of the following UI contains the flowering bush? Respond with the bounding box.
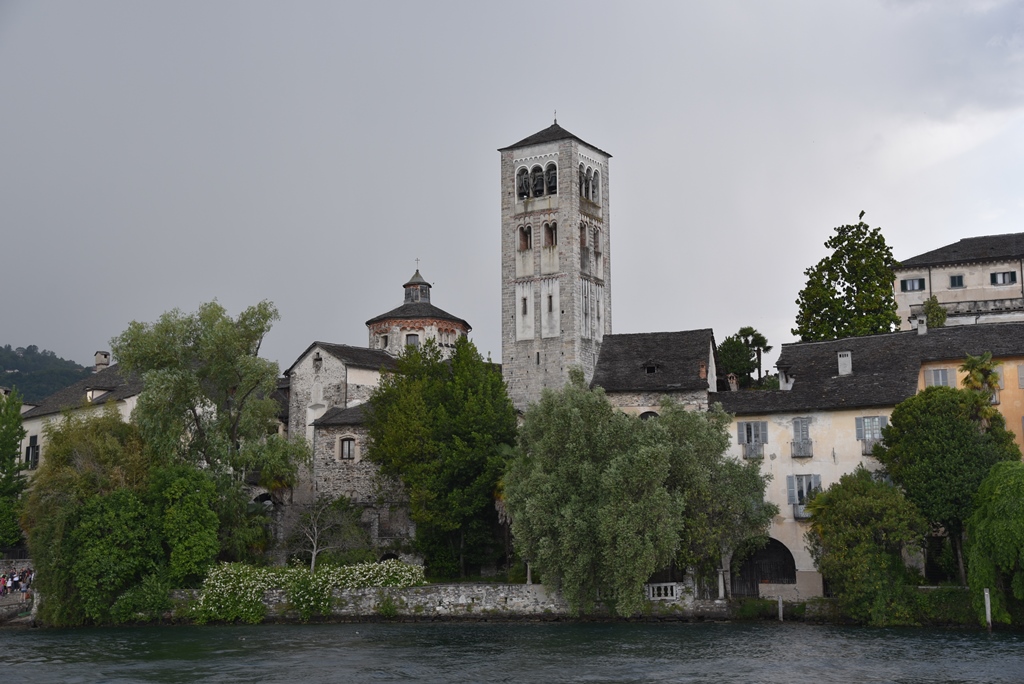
[193,560,425,623]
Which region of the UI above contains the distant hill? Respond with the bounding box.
[0,344,95,404]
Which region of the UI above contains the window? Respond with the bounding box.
[900,278,926,292]
[787,474,821,519]
[578,164,586,197]
[592,171,600,203]
[25,435,39,470]
[516,168,530,200]
[545,163,558,195]
[547,294,553,313]
[646,365,657,374]
[522,297,528,315]
[950,275,964,288]
[792,418,812,458]
[405,334,419,348]
[380,335,388,350]
[544,222,557,247]
[991,271,1017,285]
[584,168,593,200]
[339,437,355,460]
[737,421,768,459]
[925,368,954,387]
[519,226,532,251]
[855,416,887,455]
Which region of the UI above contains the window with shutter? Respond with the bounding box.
[792,418,812,457]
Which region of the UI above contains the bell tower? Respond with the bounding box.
[499,121,612,410]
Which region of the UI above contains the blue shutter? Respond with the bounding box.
[737,422,746,444]
[811,474,821,492]
[786,475,797,504]
[855,417,864,441]
[760,421,769,444]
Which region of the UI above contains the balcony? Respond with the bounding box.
[861,438,880,456]
[910,297,1024,319]
[742,443,764,460]
[793,504,811,521]
[791,440,813,458]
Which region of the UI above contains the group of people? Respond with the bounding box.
[0,568,32,598]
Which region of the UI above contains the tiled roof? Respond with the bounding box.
[313,403,367,427]
[284,342,399,377]
[591,330,716,393]
[715,322,1024,416]
[899,232,1024,268]
[21,364,143,420]
[499,122,612,157]
[365,302,471,330]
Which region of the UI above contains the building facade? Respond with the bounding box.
[499,122,613,411]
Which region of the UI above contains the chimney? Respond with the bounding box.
[838,351,852,376]
[698,360,707,380]
[94,351,110,373]
[917,318,928,336]
[727,373,739,392]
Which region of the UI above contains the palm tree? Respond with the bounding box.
[959,352,1001,428]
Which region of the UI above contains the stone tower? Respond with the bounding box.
[365,270,471,357]
[499,122,612,410]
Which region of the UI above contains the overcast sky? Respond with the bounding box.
[2,1,1023,374]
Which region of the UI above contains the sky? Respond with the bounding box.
[2,1,1024,373]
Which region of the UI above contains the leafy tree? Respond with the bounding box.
[716,335,756,388]
[792,220,900,341]
[0,390,27,547]
[367,337,517,578]
[289,494,371,572]
[737,327,772,383]
[922,296,947,329]
[504,373,775,616]
[111,300,308,560]
[874,386,1020,585]
[805,467,928,626]
[967,461,1024,625]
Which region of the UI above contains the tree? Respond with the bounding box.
[111,300,308,560]
[737,327,772,383]
[366,337,517,578]
[290,494,370,572]
[503,372,775,615]
[967,461,1024,625]
[874,386,1020,585]
[805,467,928,626]
[792,220,900,341]
[922,296,947,329]
[716,335,756,388]
[0,390,27,547]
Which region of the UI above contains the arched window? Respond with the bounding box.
[584,168,593,200]
[339,437,355,460]
[639,411,659,421]
[592,171,600,203]
[579,223,587,248]
[593,228,601,253]
[516,167,530,200]
[545,163,558,195]
[579,164,586,196]
[544,222,557,247]
[406,334,420,348]
[531,166,544,198]
[519,225,532,251]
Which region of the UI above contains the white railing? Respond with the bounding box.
[645,583,678,600]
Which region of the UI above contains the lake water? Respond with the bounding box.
[2,622,1021,683]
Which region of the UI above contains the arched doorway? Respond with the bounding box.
[731,538,797,597]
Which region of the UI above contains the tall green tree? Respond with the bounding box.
[874,386,1020,585]
[805,467,928,626]
[716,334,756,388]
[737,327,772,383]
[504,373,775,616]
[0,390,27,547]
[366,337,517,578]
[792,220,900,341]
[967,461,1024,626]
[111,300,308,560]
[922,296,947,329]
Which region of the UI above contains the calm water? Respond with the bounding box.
[1,622,1021,683]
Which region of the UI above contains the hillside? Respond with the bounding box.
[0,345,95,404]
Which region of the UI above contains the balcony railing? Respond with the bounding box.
[791,440,813,458]
[645,583,679,601]
[793,504,811,521]
[861,438,880,456]
[742,443,764,460]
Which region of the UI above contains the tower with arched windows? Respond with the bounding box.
[499,122,612,410]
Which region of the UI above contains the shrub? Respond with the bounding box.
[192,563,272,624]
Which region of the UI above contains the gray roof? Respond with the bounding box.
[21,364,143,420]
[365,302,471,330]
[715,321,1024,416]
[313,403,367,427]
[284,342,399,377]
[900,232,1024,268]
[499,122,612,157]
[591,330,716,393]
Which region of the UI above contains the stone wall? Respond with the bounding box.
[604,390,710,415]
